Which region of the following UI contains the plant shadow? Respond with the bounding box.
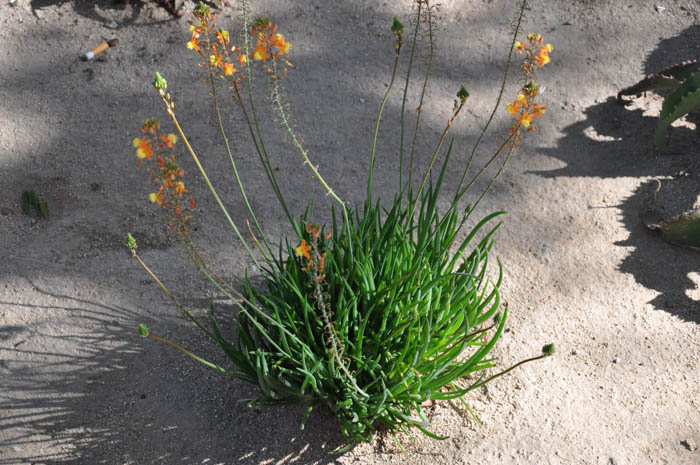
[533,25,700,323]
[29,0,187,25]
[0,275,347,464]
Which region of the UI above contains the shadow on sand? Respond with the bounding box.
[534,25,700,323]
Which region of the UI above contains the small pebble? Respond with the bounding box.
[655,5,666,12]
[613,357,621,364]
[359,98,365,104]
[107,20,118,29]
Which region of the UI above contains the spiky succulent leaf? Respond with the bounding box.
[654,72,700,151]
[618,60,700,100]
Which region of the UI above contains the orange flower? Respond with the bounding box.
[532,104,546,118]
[294,240,311,260]
[252,42,269,61]
[514,41,526,53]
[187,37,200,51]
[536,52,550,67]
[160,133,178,149]
[215,28,229,46]
[506,102,519,116]
[209,54,223,68]
[135,138,154,163]
[174,181,187,197]
[518,111,533,128]
[223,62,236,76]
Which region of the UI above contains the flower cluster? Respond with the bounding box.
[507,33,553,142]
[185,3,290,84]
[133,118,195,238]
[251,17,291,62]
[186,2,246,82]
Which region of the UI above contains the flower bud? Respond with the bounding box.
[542,343,555,356]
[194,1,210,18]
[153,72,168,91]
[125,233,137,255]
[457,85,469,103]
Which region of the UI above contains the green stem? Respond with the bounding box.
[455,132,514,204]
[132,252,214,339]
[398,0,423,192]
[158,92,264,272]
[204,32,274,263]
[268,59,354,258]
[270,62,345,209]
[239,0,294,226]
[411,101,465,218]
[454,0,527,200]
[408,1,435,192]
[146,334,235,375]
[468,353,549,392]
[367,51,401,205]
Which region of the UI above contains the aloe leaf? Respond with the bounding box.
[659,209,700,250]
[618,60,700,99]
[654,72,700,151]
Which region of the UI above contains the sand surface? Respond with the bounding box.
[1,0,699,464]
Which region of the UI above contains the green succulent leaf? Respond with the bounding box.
[659,209,700,250]
[655,72,700,151]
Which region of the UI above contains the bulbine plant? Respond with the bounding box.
[126,0,554,451]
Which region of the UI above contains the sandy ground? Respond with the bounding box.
[1,0,699,464]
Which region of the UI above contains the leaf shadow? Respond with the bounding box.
[532,25,700,323]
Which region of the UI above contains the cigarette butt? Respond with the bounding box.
[84,38,119,60]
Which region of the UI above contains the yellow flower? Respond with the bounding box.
[167,133,178,145]
[516,93,526,103]
[149,193,157,203]
[545,43,553,53]
[282,42,291,55]
[506,103,518,116]
[294,240,311,260]
[136,147,147,159]
[132,137,141,148]
[187,41,195,50]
